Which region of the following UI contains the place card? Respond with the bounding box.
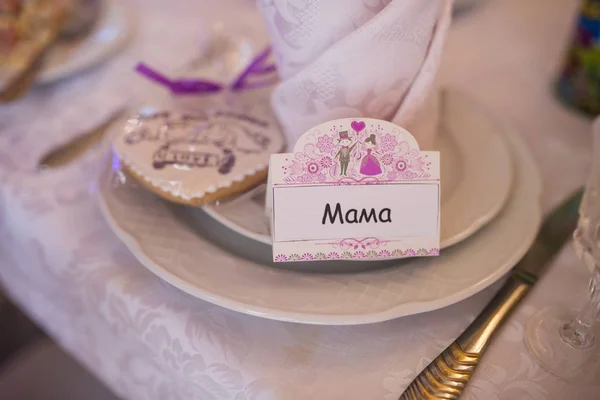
[268,118,440,262]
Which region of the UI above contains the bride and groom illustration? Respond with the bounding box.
[333,130,382,176]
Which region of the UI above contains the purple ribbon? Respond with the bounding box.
[135,47,278,95]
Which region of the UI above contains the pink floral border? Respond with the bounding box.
[279,120,433,186]
[273,248,440,263]
[316,237,400,251]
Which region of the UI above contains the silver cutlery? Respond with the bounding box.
[399,189,583,400]
[39,108,125,169]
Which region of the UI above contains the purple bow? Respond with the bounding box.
[135,47,278,95]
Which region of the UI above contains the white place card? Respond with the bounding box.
[268,118,440,262]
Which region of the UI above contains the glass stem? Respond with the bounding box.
[561,268,600,349]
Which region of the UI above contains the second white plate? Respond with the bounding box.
[202,90,513,250]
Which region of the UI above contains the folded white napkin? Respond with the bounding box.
[258,0,453,150]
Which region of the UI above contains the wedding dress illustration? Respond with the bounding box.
[360,134,382,176]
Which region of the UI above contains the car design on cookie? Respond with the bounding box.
[125,110,274,175]
[152,140,235,175]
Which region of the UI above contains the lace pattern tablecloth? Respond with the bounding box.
[1,0,599,399]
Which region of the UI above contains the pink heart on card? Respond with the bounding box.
[351,120,366,133]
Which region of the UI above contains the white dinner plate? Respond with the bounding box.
[38,0,133,84]
[202,90,513,250]
[96,91,542,325]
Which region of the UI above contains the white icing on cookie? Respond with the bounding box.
[113,104,285,202]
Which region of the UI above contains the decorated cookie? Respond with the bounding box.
[113,105,285,206]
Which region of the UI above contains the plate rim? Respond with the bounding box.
[38,0,134,84]
[96,95,542,325]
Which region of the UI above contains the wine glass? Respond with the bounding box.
[524,119,600,382]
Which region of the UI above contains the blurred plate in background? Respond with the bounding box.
[39,0,133,84]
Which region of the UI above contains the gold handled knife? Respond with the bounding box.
[399,189,583,400]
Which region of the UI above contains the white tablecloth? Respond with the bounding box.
[1,0,599,399]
